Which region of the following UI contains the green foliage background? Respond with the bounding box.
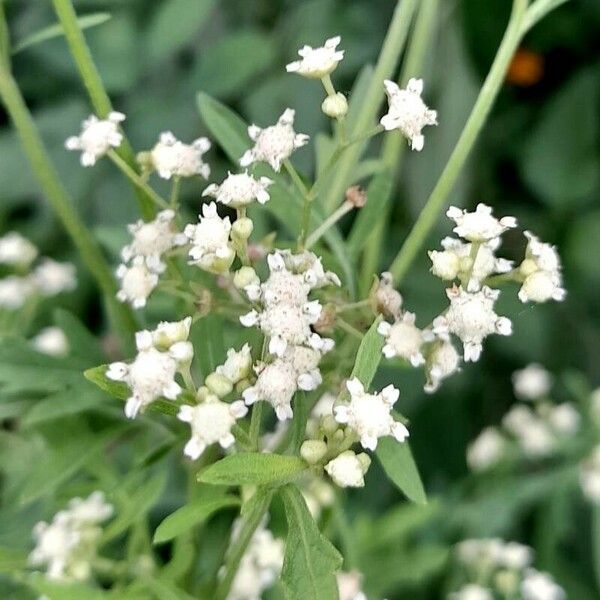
[1,0,599,598]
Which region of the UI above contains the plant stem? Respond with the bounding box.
[108,151,169,210]
[0,62,136,351]
[214,488,274,600]
[321,0,419,213]
[284,159,308,196]
[170,176,181,209]
[388,0,529,284]
[248,402,263,451]
[51,0,155,220]
[306,201,353,249]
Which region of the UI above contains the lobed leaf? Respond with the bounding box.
[198,453,307,486]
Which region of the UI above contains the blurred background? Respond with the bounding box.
[1,0,599,598]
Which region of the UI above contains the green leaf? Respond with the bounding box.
[375,438,427,505]
[349,316,384,387]
[347,171,393,258]
[144,0,216,64]
[522,68,600,207]
[194,30,275,98]
[0,2,10,68]
[191,315,226,378]
[153,495,240,544]
[11,13,111,55]
[53,309,105,365]
[197,91,250,163]
[84,365,181,416]
[279,484,343,600]
[198,453,307,486]
[24,574,108,600]
[0,547,27,572]
[143,577,198,600]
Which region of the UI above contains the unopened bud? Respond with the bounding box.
[519,258,538,278]
[371,271,403,318]
[152,317,192,350]
[205,373,234,398]
[136,151,153,173]
[233,266,259,290]
[232,217,254,242]
[300,440,328,464]
[170,341,194,366]
[321,92,348,118]
[313,304,336,334]
[322,415,339,435]
[345,185,367,208]
[356,452,371,471]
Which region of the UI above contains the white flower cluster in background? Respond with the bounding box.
[107,319,193,418]
[227,519,284,600]
[116,209,187,308]
[0,232,76,311]
[240,252,336,420]
[336,570,368,600]
[31,326,69,357]
[452,538,564,600]
[467,364,580,471]
[580,445,600,504]
[29,492,113,582]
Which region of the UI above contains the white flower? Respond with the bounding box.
[336,571,367,600]
[121,209,186,270]
[216,344,253,384]
[150,131,210,179]
[450,584,494,600]
[178,397,248,459]
[203,171,273,208]
[243,359,299,420]
[380,78,437,151]
[433,286,512,362]
[518,231,565,303]
[32,327,69,357]
[150,317,192,351]
[33,259,77,296]
[373,271,403,319]
[279,250,341,289]
[325,451,370,488]
[548,402,580,435]
[424,338,461,393]
[498,542,533,570]
[107,331,182,418]
[0,275,36,309]
[185,202,235,274]
[521,569,565,600]
[512,363,552,400]
[240,109,309,172]
[446,204,517,243]
[284,343,333,391]
[467,427,505,471]
[580,446,600,504]
[518,420,555,457]
[66,491,113,525]
[116,256,159,309]
[378,312,433,366]
[334,378,408,451]
[286,36,344,79]
[0,231,38,267]
[65,112,125,166]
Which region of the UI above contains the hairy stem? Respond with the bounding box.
[0,62,136,351]
[388,0,529,283]
[51,0,155,219]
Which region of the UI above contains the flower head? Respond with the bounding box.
[178,397,248,459]
[185,202,235,273]
[65,112,125,166]
[380,78,437,151]
[377,312,433,366]
[116,256,159,309]
[520,569,565,600]
[203,171,273,208]
[334,378,407,451]
[424,338,460,393]
[240,109,309,172]
[0,275,36,309]
[450,584,493,600]
[467,427,505,471]
[33,259,77,296]
[512,363,552,400]
[149,131,211,179]
[286,36,344,79]
[32,327,69,357]
[325,450,371,488]
[433,286,512,362]
[446,204,517,243]
[0,231,38,268]
[216,344,253,384]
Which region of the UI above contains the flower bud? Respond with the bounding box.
[345,185,367,208]
[321,92,348,118]
[207,247,236,274]
[322,415,339,435]
[136,151,153,173]
[300,440,328,464]
[231,217,254,242]
[152,317,192,350]
[371,272,403,319]
[196,386,210,402]
[205,373,234,398]
[313,303,336,334]
[519,258,538,278]
[170,341,194,366]
[233,266,260,290]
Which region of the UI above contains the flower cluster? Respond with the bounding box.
[146,131,211,180]
[451,538,565,600]
[31,326,69,357]
[65,111,125,166]
[580,445,600,504]
[467,364,580,471]
[0,232,76,311]
[29,492,113,582]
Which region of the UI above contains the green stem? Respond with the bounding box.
[248,402,263,451]
[306,201,353,249]
[284,159,308,196]
[321,0,419,213]
[0,60,136,352]
[51,0,155,220]
[108,151,169,210]
[214,489,274,600]
[321,74,337,97]
[170,176,181,210]
[388,0,529,283]
[289,392,309,455]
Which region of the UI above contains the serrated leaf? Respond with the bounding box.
[375,438,427,505]
[349,316,384,387]
[198,453,307,486]
[12,13,111,55]
[279,484,342,600]
[153,495,239,544]
[144,0,215,64]
[347,171,393,258]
